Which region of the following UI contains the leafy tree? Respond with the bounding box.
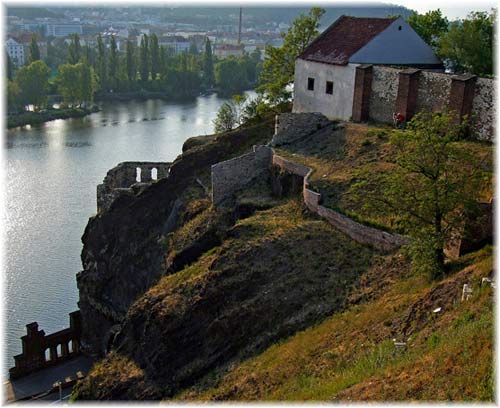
[68,33,82,64]
[108,36,118,90]
[28,35,41,64]
[15,60,50,111]
[125,40,136,83]
[350,111,487,279]
[213,94,247,133]
[189,42,199,56]
[438,10,494,75]
[202,37,214,89]
[7,80,23,114]
[57,62,96,107]
[258,7,324,102]
[96,35,107,91]
[215,57,248,95]
[139,34,150,84]
[150,33,160,81]
[407,9,449,48]
[7,52,15,80]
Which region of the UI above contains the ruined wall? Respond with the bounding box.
[272,112,331,146]
[97,162,171,213]
[415,70,451,113]
[211,145,273,206]
[368,66,399,123]
[471,78,495,141]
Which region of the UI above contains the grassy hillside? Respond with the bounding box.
[176,246,493,401]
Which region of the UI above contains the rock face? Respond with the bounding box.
[77,121,274,356]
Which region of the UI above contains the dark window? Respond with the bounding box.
[307,77,315,91]
[326,81,333,95]
[398,25,402,31]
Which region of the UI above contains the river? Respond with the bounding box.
[3,92,255,376]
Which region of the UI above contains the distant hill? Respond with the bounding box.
[7,7,64,19]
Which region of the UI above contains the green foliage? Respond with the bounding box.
[28,35,41,64]
[56,62,96,107]
[139,34,150,83]
[96,35,107,91]
[68,33,82,65]
[258,7,324,103]
[213,101,237,133]
[15,60,50,111]
[438,10,495,75]
[350,111,486,280]
[407,9,449,48]
[150,33,160,81]
[125,40,136,83]
[203,37,214,89]
[7,80,23,114]
[214,57,249,95]
[6,52,15,81]
[108,36,118,90]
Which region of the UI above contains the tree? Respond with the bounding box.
[108,36,118,90]
[28,35,41,64]
[7,80,23,114]
[57,62,96,107]
[6,52,15,80]
[149,33,160,81]
[407,9,449,48]
[139,34,150,84]
[126,40,136,83]
[68,33,82,64]
[438,10,494,76]
[96,35,107,91]
[350,112,487,279]
[258,7,324,102]
[15,60,50,111]
[212,94,247,133]
[215,57,248,95]
[202,37,214,89]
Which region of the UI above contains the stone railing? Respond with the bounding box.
[97,161,171,213]
[9,311,82,380]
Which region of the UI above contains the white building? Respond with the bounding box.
[158,36,191,54]
[5,38,25,67]
[45,23,83,37]
[293,16,442,121]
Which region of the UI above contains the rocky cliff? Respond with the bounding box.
[77,119,274,356]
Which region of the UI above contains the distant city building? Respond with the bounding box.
[5,38,25,67]
[45,24,83,37]
[158,35,191,54]
[214,43,244,59]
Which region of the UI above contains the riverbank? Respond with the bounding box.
[7,106,100,129]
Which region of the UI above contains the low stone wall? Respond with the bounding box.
[211,145,273,206]
[97,161,171,213]
[9,311,82,380]
[271,151,408,252]
[471,78,495,141]
[272,112,331,146]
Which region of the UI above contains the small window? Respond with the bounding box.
[307,77,315,91]
[398,25,402,31]
[325,81,333,95]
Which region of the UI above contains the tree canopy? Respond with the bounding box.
[407,9,449,48]
[15,60,50,111]
[258,7,324,102]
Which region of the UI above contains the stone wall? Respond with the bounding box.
[471,78,495,141]
[97,162,171,213]
[415,70,451,113]
[272,112,331,147]
[9,311,82,380]
[211,145,273,206]
[368,66,399,123]
[354,65,494,141]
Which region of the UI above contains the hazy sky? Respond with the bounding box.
[391,0,495,19]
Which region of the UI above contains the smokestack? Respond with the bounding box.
[238,7,242,45]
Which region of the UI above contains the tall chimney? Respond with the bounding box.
[238,7,242,45]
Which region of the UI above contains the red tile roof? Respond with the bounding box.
[299,15,396,65]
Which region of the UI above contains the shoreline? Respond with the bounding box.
[7,106,100,129]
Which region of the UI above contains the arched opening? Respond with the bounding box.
[151,168,158,180]
[136,167,142,183]
[68,340,74,353]
[56,344,62,358]
[45,348,51,362]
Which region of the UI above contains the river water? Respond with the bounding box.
[3,92,255,376]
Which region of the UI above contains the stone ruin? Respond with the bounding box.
[97,161,171,213]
